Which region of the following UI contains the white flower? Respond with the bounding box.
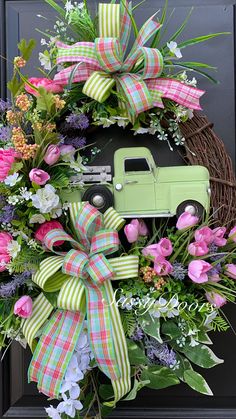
[20,187,32,201]
[31,184,60,214]
[60,381,81,400]
[65,354,84,383]
[110,116,129,128]
[45,405,61,419]
[39,52,52,70]
[40,38,47,45]
[78,2,84,9]
[99,117,115,128]
[167,41,182,59]
[4,173,21,187]
[57,394,83,418]
[7,240,21,259]
[7,196,19,205]
[65,0,74,13]
[133,127,150,135]
[29,214,45,224]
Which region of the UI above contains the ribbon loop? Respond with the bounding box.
[95,38,123,72]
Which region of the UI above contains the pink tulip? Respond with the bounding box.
[0,148,18,182]
[25,77,64,96]
[154,255,173,276]
[176,212,199,230]
[35,221,64,246]
[44,145,61,165]
[124,223,139,243]
[212,227,227,247]
[142,238,172,258]
[194,226,213,244]
[208,272,221,282]
[188,260,212,283]
[188,241,209,257]
[228,226,236,242]
[0,231,12,271]
[29,168,50,185]
[205,292,226,308]
[137,219,148,236]
[14,296,33,318]
[225,264,236,280]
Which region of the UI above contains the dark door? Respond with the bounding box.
[0,1,236,418]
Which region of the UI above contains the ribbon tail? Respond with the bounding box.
[117,74,153,117]
[146,78,205,110]
[54,63,100,85]
[83,71,115,103]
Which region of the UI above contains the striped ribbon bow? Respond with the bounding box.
[54,1,204,118]
[25,203,139,403]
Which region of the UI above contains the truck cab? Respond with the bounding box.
[61,147,210,218]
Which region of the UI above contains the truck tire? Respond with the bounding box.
[176,200,204,219]
[82,185,114,213]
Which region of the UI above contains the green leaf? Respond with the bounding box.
[162,320,182,340]
[45,0,66,18]
[139,312,162,343]
[184,369,213,396]
[99,384,114,401]
[123,378,150,401]
[7,76,23,97]
[43,291,60,308]
[182,343,224,368]
[167,8,194,44]
[173,61,217,70]
[177,32,230,49]
[17,38,36,61]
[10,161,23,173]
[196,331,213,345]
[126,339,148,366]
[166,63,219,84]
[151,0,168,48]
[120,311,136,337]
[36,87,55,113]
[174,353,192,380]
[141,365,180,390]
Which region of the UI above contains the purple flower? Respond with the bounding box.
[66,113,89,130]
[64,136,86,149]
[0,204,16,224]
[171,262,187,281]
[0,271,31,298]
[131,326,144,342]
[0,99,11,113]
[0,126,12,142]
[146,337,177,368]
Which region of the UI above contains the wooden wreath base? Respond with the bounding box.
[179,112,236,228]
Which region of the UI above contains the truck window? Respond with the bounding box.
[125,158,150,172]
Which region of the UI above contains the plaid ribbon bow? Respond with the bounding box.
[54,1,204,118]
[27,203,138,402]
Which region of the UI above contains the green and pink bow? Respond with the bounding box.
[25,203,139,404]
[54,1,204,118]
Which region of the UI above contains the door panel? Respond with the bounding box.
[0,1,236,418]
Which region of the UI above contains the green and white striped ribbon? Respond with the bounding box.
[104,207,125,231]
[83,71,115,103]
[99,3,120,38]
[22,293,53,352]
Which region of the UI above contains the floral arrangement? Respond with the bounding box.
[0,0,235,418]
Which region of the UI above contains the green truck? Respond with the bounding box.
[61,147,210,218]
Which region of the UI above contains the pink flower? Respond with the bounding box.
[188,241,209,257]
[154,255,173,276]
[194,226,213,244]
[29,168,50,185]
[137,219,148,236]
[142,238,172,258]
[228,226,236,242]
[176,212,199,230]
[212,227,227,247]
[124,219,148,243]
[25,77,64,96]
[14,296,33,318]
[225,264,236,280]
[35,221,64,246]
[0,148,18,182]
[188,260,212,283]
[0,232,12,271]
[208,273,221,282]
[205,292,226,308]
[124,222,139,243]
[44,145,61,165]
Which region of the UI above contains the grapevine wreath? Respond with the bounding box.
[0,1,236,418]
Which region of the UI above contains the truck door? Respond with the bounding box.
[121,157,156,214]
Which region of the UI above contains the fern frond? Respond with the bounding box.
[211,315,230,332]
[120,311,136,337]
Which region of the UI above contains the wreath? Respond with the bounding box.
[0,1,236,418]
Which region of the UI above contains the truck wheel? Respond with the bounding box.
[82,185,114,213]
[176,200,204,219]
